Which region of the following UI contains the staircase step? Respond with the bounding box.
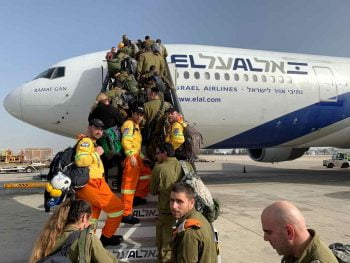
[97,234,157,262]
[96,220,155,239]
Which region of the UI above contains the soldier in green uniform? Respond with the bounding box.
[170,183,218,263]
[137,46,165,80]
[30,199,118,263]
[150,143,193,262]
[261,201,338,263]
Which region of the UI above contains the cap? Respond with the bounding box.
[89,119,104,128]
[133,105,145,114]
[166,106,179,113]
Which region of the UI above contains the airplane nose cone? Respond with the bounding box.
[3,86,22,120]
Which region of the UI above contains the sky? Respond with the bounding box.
[1,0,350,153]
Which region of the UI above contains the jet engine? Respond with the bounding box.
[248,147,309,162]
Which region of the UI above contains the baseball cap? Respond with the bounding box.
[133,105,145,114]
[89,119,104,128]
[166,106,179,113]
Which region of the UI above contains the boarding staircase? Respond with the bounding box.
[95,167,158,262]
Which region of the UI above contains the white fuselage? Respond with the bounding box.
[4,44,350,149]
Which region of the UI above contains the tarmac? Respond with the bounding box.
[0,155,349,263]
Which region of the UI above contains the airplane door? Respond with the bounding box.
[313,66,337,102]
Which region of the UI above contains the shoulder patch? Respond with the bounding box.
[173,128,180,135]
[123,128,130,135]
[80,142,90,147]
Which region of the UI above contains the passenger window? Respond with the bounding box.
[270,76,275,83]
[243,74,249,81]
[224,73,230,81]
[253,75,258,82]
[204,72,210,80]
[261,75,267,82]
[215,73,220,80]
[286,77,292,83]
[184,71,190,79]
[234,74,239,81]
[194,72,200,79]
[52,67,65,79]
[278,76,284,83]
[34,68,55,80]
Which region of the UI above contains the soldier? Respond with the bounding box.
[137,46,165,80]
[150,143,193,262]
[170,183,218,263]
[156,39,168,59]
[120,105,151,224]
[105,47,117,61]
[261,201,338,263]
[165,107,186,151]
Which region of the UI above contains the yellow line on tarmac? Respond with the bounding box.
[3,182,46,189]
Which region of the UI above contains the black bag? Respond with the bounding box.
[175,123,203,161]
[37,231,81,263]
[47,140,89,188]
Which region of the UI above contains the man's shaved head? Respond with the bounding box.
[261,201,306,229]
[261,201,310,258]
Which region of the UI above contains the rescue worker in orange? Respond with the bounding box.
[121,105,151,224]
[75,118,124,247]
[165,107,186,151]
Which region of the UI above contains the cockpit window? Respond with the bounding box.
[52,67,65,79]
[34,68,55,79]
[34,67,65,80]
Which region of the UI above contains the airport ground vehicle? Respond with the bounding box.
[0,163,45,173]
[323,153,350,168]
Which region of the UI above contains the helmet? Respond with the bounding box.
[118,42,125,49]
[51,171,71,191]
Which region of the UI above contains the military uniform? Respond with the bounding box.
[281,229,338,263]
[165,121,187,150]
[172,209,218,263]
[137,52,165,79]
[150,158,193,262]
[52,225,118,263]
[75,137,124,237]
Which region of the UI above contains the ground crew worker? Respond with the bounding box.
[30,199,118,263]
[165,107,186,151]
[74,118,124,247]
[150,143,193,263]
[261,201,338,263]
[170,183,218,263]
[121,105,151,224]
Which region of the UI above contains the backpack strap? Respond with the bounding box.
[77,226,91,263]
[179,160,193,183]
[54,230,81,257]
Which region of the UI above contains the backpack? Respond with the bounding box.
[175,123,203,161]
[120,57,136,75]
[98,125,122,160]
[179,161,220,223]
[37,228,89,263]
[47,140,89,189]
[329,243,350,263]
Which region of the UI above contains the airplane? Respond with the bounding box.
[4,44,350,163]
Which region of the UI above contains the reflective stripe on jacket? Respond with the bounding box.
[75,137,104,179]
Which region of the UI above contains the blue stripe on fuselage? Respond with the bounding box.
[207,93,350,149]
